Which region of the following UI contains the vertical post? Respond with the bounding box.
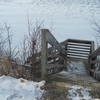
[91,41,95,53]
[89,41,95,76]
[41,29,48,80]
[64,40,68,70]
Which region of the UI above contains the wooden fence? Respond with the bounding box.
[61,39,94,60]
[40,29,95,80]
[89,47,100,80]
[41,29,66,79]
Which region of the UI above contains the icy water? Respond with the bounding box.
[0,0,100,46]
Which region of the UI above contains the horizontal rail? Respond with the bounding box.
[65,39,93,61]
[67,54,89,58]
[67,56,88,61]
[67,51,89,56]
[47,64,64,75]
[67,39,93,44]
[67,48,91,53]
[67,43,91,47]
[46,29,67,57]
[67,46,91,50]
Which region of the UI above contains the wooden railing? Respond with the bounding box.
[41,29,66,79]
[32,29,95,80]
[61,39,94,60]
[89,47,100,80]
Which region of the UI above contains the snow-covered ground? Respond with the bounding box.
[67,61,88,74]
[0,76,99,100]
[0,0,100,46]
[0,76,45,100]
[67,85,100,100]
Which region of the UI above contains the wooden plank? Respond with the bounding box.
[67,51,89,56]
[48,58,60,64]
[48,54,59,59]
[67,50,90,54]
[67,53,88,58]
[67,56,88,60]
[67,57,87,61]
[41,29,66,77]
[90,41,95,53]
[67,46,91,50]
[67,48,90,53]
[47,64,64,75]
[90,60,100,64]
[67,39,93,44]
[41,29,48,79]
[67,43,91,47]
[47,64,64,69]
[46,29,67,57]
[90,47,100,58]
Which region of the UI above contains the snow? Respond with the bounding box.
[67,85,100,100]
[0,76,45,100]
[67,61,87,74]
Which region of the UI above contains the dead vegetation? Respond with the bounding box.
[0,21,42,80]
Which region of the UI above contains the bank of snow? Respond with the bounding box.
[0,76,45,100]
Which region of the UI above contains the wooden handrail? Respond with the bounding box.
[41,29,66,79]
[89,47,100,58]
[88,47,100,80]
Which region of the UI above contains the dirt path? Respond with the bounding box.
[41,71,100,100]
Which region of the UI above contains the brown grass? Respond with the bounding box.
[0,59,33,80]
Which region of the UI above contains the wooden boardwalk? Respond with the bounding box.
[49,71,97,83]
[32,29,100,82]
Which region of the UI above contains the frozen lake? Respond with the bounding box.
[0,0,100,46]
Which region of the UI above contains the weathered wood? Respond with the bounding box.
[47,64,64,74]
[67,43,91,47]
[90,47,100,58]
[67,49,90,53]
[67,51,90,55]
[67,57,88,61]
[67,54,88,58]
[90,41,95,53]
[88,46,100,80]
[41,29,66,79]
[67,39,93,44]
[89,60,100,64]
[46,29,67,57]
[40,29,95,80]
[41,29,48,79]
[65,39,93,60]
[67,46,91,50]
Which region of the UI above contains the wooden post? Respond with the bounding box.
[91,41,95,53]
[41,29,48,80]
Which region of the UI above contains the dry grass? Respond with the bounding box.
[0,59,33,80]
[20,79,26,83]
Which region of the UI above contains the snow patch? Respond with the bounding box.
[67,85,100,100]
[0,76,45,100]
[67,61,88,75]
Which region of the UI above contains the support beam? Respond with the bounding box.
[41,29,67,79]
[41,29,48,80]
[46,29,66,57]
